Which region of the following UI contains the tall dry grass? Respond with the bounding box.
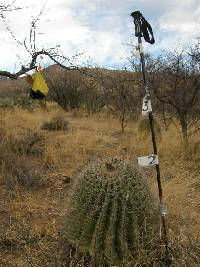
[0,103,199,266]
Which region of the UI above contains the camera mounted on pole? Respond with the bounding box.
[130,11,155,44]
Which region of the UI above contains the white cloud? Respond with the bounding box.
[0,0,199,72]
[156,1,200,52]
[159,2,200,34]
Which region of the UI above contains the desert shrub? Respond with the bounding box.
[65,158,160,267]
[0,98,15,109]
[191,141,200,155]
[46,68,83,110]
[15,97,40,111]
[169,232,200,266]
[0,127,6,142]
[0,131,44,191]
[7,131,42,156]
[4,167,45,191]
[138,117,162,142]
[81,94,103,115]
[80,80,105,115]
[0,97,40,111]
[0,130,43,172]
[41,114,69,131]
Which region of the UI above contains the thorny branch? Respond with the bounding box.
[0,1,103,80]
[0,1,22,12]
[0,50,81,79]
[0,1,84,79]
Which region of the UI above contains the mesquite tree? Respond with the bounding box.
[130,47,200,150]
[0,1,21,13]
[100,70,140,133]
[149,50,200,150]
[45,66,83,110]
[0,2,80,80]
[80,76,105,114]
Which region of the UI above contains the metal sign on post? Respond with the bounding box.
[130,11,171,266]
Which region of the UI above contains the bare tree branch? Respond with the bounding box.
[0,1,22,12]
[0,49,81,79]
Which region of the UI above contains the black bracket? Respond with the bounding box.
[130,11,155,44]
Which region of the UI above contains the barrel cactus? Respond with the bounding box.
[65,159,160,266]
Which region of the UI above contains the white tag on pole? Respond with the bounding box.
[134,45,140,58]
[138,43,144,53]
[160,203,168,217]
[142,94,152,115]
[138,155,159,167]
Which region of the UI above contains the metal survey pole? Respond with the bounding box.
[131,11,171,266]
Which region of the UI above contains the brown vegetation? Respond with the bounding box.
[41,113,69,131]
[0,103,199,266]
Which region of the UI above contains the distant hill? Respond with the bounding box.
[0,65,133,100]
[0,77,29,99]
[0,65,91,99]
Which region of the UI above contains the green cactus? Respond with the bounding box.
[65,159,160,266]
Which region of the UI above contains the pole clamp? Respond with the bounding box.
[130,11,155,44]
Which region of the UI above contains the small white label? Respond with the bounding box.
[160,204,168,216]
[138,155,159,167]
[142,94,152,115]
[135,43,144,54]
[134,46,140,58]
[138,43,143,53]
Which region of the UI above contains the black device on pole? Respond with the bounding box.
[131,11,171,266]
[131,11,155,44]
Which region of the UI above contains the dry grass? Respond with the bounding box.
[138,116,162,142]
[0,103,199,266]
[41,113,69,131]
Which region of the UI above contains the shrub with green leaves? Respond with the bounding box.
[65,159,160,266]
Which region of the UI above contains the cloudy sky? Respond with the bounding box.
[0,0,199,72]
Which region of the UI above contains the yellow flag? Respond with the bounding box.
[32,71,48,97]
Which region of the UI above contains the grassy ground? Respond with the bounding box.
[0,103,199,266]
